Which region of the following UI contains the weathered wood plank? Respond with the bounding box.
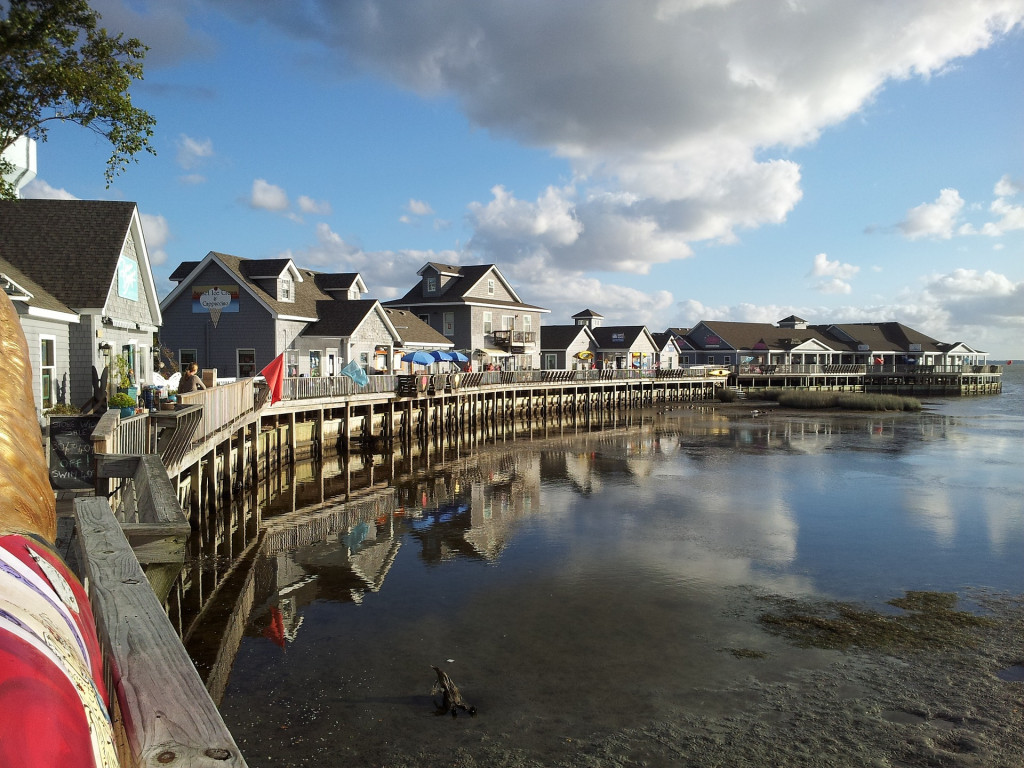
[75,496,248,768]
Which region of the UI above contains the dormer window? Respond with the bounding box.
[279,277,294,302]
[426,276,437,293]
[487,279,495,295]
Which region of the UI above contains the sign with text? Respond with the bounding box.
[48,416,101,490]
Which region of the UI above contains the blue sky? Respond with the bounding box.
[20,0,1024,357]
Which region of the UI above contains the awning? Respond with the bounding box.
[475,348,510,357]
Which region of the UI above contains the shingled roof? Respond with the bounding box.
[0,255,75,315]
[540,324,594,350]
[383,308,453,347]
[0,199,138,309]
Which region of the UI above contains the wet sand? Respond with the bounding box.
[222,588,1024,768]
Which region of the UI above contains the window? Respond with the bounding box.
[483,311,492,334]
[544,353,557,369]
[502,315,515,330]
[280,277,293,301]
[180,349,197,367]
[707,355,715,364]
[40,337,55,409]
[286,351,299,377]
[418,314,429,325]
[487,279,495,295]
[443,312,455,337]
[237,349,256,378]
[724,356,732,364]
[682,355,690,364]
[309,350,322,377]
[523,315,532,332]
[426,276,437,293]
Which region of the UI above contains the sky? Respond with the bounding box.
[18,0,1024,358]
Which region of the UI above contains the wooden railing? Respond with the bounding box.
[75,466,247,767]
[491,329,537,346]
[178,378,260,443]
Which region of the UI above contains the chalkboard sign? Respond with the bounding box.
[49,415,101,490]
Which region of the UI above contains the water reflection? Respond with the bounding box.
[175,399,1023,767]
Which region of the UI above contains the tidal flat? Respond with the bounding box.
[213,371,1024,767]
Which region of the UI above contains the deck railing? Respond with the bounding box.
[178,378,260,443]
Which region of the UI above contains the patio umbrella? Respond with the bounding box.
[449,351,470,363]
[401,350,436,366]
[429,350,455,362]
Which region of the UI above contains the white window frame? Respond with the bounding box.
[502,315,515,330]
[483,311,492,335]
[309,350,322,377]
[280,277,293,301]
[523,315,532,332]
[426,276,437,293]
[487,278,495,295]
[179,349,197,367]
[443,311,455,337]
[237,348,256,378]
[40,335,56,409]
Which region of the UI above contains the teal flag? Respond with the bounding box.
[341,359,369,387]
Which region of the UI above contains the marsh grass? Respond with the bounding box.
[759,591,995,652]
[757,389,922,411]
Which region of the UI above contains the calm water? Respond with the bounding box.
[215,369,1024,767]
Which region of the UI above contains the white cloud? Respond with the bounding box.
[994,174,1020,198]
[21,179,78,200]
[249,179,290,212]
[900,188,965,240]
[808,252,859,294]
[176,134,213,170]
[406,198,434,216]
[140,213,171,265]
[212,1,1024,275]
[297,195,332,215]
[670,268,1024,355]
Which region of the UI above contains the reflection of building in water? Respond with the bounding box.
[406,452,543,562]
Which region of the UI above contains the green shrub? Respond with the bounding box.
[715,387,737,403]
[44,403,81,416]
[108,392,136,408]
[774,391,922,411]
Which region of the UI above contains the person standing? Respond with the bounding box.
[178,362,206,393]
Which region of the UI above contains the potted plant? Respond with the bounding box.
[108,391,137,418]
[112,354,138,399]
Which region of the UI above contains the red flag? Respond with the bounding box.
[259,353,285,405]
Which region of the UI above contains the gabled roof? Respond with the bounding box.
[315,273,366,294]
[383,308,454,347]
[240,258,302,281]
[0,199,143,309]
[690,320,842,351]
[0,256,77,318]
[540,324,596,350]
[302,299,388,337]
[418,261,463,277]
[650,332,680,352]
[590,325,656,349]
[162,252,368,321]
[388,262,549,312]
[818,322,945,353]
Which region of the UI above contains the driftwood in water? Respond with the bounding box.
[432,665,477,717]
